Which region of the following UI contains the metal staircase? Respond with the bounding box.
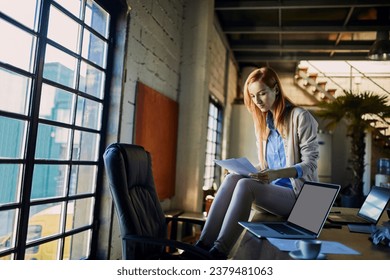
[294,63,390,147]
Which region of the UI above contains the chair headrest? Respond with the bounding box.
[103,143,152,190]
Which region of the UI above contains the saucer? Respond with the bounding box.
[289,250,326,260]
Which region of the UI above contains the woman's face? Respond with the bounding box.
[248,81,277,113]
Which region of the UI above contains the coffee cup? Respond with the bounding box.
[295,240,322,259]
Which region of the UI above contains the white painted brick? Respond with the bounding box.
[208,26,227,102]
[128,38,147,66]
[136,0,152,14]
[151,1,165,28]
[129,16,142,42]
[124,0,185,101]
[157,0,171,13]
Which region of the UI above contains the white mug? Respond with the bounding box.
[295,240,322,259]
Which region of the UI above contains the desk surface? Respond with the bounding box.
[231,207,390,260]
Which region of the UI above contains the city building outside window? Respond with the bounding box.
[0,0,122,260]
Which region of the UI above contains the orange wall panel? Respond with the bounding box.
[135,82,178,199]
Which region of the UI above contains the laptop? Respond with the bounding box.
[239,181,340,239]
[327,186,390,225]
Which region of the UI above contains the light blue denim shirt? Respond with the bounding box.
[266,112,303,187]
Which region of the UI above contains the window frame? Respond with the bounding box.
[203,96,224,193]
[0,0,128,260]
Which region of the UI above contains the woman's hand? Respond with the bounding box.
[249,167,298,183]
[249,169,279,184]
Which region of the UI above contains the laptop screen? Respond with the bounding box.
[287,182,340,234]
[358,186,390,223]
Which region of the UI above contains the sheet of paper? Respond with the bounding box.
[214,157,257,176]
[267,238,360,255]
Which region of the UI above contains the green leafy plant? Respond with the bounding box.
[316,90,390,197]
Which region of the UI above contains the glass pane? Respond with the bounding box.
[0,254,13,260]
[75,96,102,130]
[72,130,99,161]
[0,0,40,30]
[27,203,63,242]
[0,116,26,159]
[0,164,23,204]
[39,84,75,125]
[25,239,60,260]
[31,164,68,199]
[79,61,105,99]
[0,19,36,72]
[66,230,91,260]
[0,68,31,115]
[82,29,107,68]
[35,124,71,160]
[0,209,17,252]
[54,0,82,18]
[43,44,77,88]
[66,198,94,230]
[69,165,97,195]
[85,0,110,38]
[48,6,81,53]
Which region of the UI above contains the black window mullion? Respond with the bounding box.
[88,0,124,259]
[15,0,51,260]
[1,0,125,260]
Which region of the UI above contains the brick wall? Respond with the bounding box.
[120,0,184,141]
[208,25,227,103]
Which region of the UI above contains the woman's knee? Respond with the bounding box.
[233,178,257,199]
[224,173,243,182]
[216,174,243,197]
[236,178,256,188]
[219,174,243,189]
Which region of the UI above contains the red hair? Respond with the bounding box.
[243,67,293,167]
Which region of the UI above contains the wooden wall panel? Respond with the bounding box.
[135,82,178,199]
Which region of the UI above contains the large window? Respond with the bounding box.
[0,0,117,260]
[203,97,223,192]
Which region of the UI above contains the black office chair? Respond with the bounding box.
[103,143,212,259]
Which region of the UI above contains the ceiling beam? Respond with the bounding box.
[231,42,373,52]
[223,25,390,34]
[215,1,390,10]
[235,53,369,62]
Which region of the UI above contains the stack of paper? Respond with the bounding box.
[214,157,257,176]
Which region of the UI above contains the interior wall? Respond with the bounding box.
[173,0,219,212]
[208,24,228,104]
[99,0,235,259]
[222,58,240,162]
[162,0,240,213]
[119,0,185,143]
[228,103,257,164]
[207,21,240,189]
[100,0,186,260]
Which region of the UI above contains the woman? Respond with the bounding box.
[196,67,319,259]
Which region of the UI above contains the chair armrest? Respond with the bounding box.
[123,234,212,259]
[165,213,206,241]
[165,216,205,227]
[164,209,184,218]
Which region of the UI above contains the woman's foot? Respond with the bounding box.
[209,246,228,260]
[179,240,211,259]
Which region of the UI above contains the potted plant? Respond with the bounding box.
[316,90,390,207]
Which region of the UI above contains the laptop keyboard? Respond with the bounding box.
[265,223,304,235]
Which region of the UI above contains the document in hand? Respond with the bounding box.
[214,157,258,176]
